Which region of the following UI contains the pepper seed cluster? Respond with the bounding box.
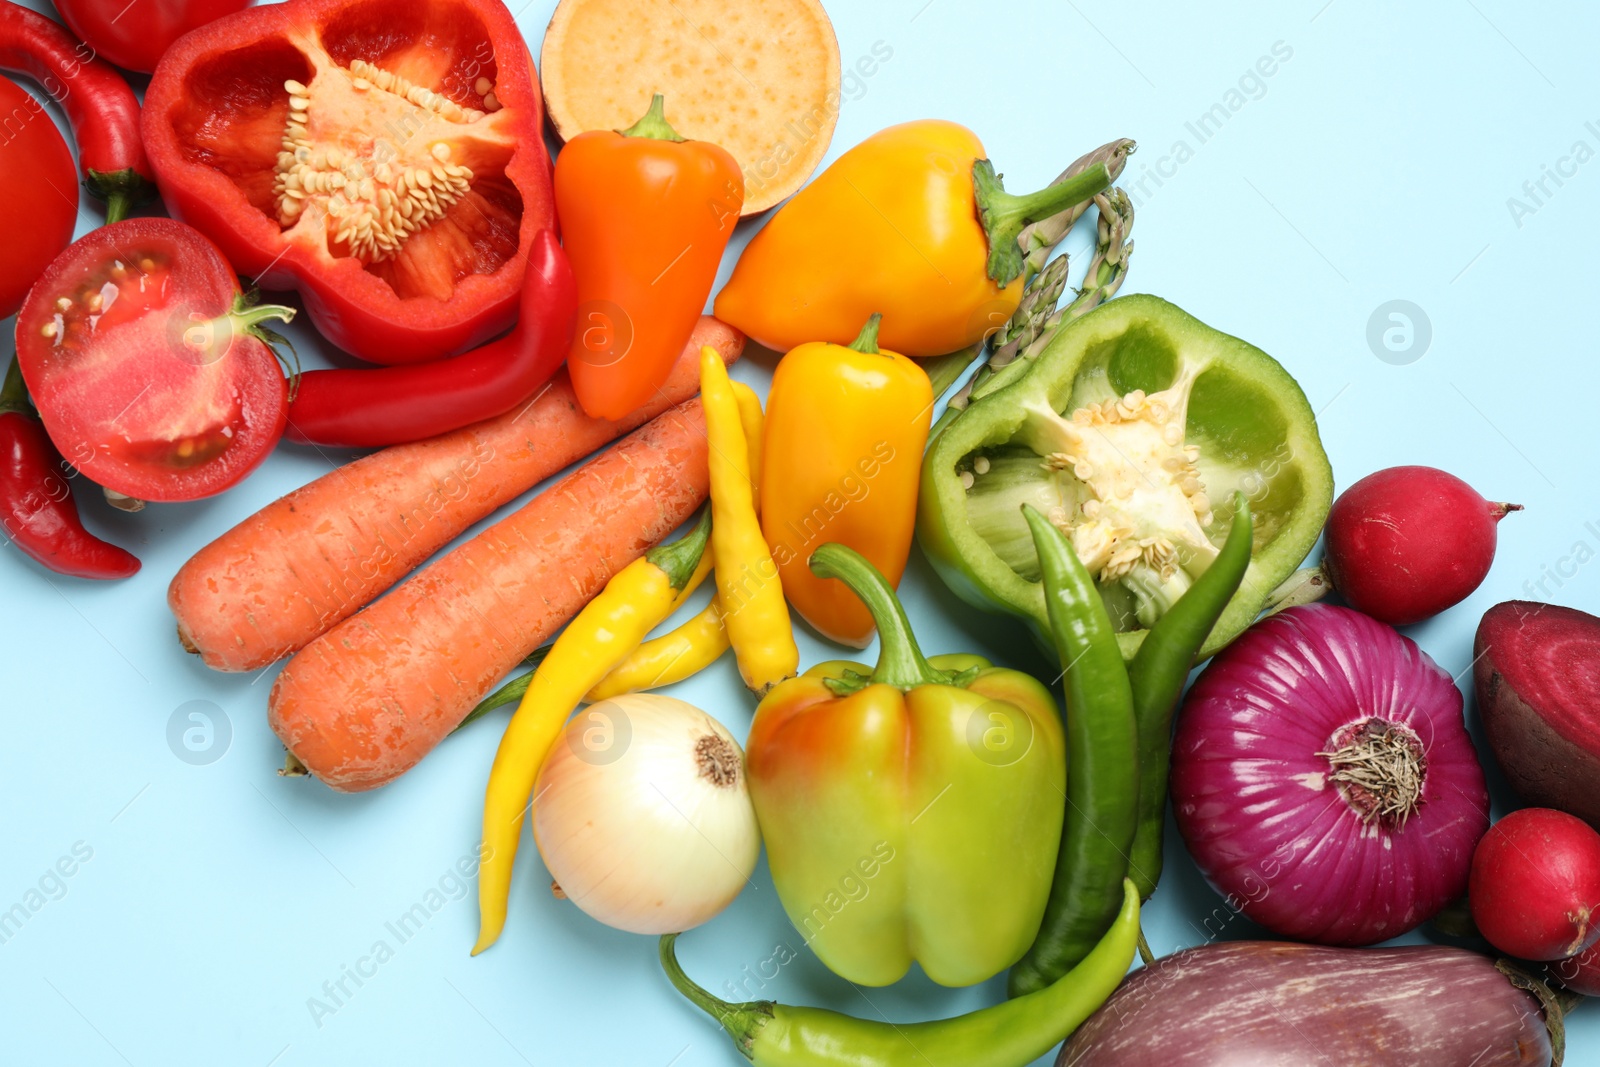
[272,64,484,263]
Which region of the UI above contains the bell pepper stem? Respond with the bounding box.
[619,93,687,142]
[847,313,882,354]
[659,934,773,1059]
[0,357,31,417]
[809,543,947,690]
[920,140,1136,404]
[974,159,1113,287]
[1016,139,1137,284]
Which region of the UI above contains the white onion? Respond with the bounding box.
[532,694,759,935]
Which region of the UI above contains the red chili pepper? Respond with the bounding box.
[54,0,249,75]
[285,230,577,449]
[0,358,139,580]
[0,0,154,223]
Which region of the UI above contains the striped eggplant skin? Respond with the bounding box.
[1057,942,1552,1067]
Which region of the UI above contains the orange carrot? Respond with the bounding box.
[267,400,713,792]
[169,317,743,672]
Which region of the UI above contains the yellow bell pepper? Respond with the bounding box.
[714,120,1115,358]
[760,315,932,647]
[702,345,797,696]
[473,510,710,954]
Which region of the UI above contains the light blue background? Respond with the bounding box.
[2,0,1596,1063]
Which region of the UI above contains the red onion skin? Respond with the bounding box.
[1172,604,1490,945]
[1056,942,1551,1067]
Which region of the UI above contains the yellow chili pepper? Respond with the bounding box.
[585,598,730,701]
[714,119,1115,357]
[730,380,765,516]
[473,510,710,954]
[760,314,932,647]
[701,345,797,696]
[586,402,758,702]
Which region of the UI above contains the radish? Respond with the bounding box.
[1555,939,1600,996]
[1469,808,1600,961]
[1476,601,1600,828]
[1323,466,1518,625]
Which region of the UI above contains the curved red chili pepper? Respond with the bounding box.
[284,230,578,449]
[0,359,139,580]
[0,0,153,222]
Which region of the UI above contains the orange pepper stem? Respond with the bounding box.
[846,313,883,355]
[618,92,686,142]
[809,542,953,692]
[974,158,1114,287]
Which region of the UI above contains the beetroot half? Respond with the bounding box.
[1475,601,1600,828]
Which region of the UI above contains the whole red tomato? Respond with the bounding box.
[0,73,78,317]
[14,218,295,502]
[55,0,249,74]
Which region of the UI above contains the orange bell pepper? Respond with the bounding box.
[759,315,932,647]
[715,120,1114,358]
[556,95,743,420]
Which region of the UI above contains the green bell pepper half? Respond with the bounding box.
[918,293,1333,658]
[744,543,1066,988]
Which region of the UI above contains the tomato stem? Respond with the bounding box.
[228,296,302,398]
[231,302,298,333]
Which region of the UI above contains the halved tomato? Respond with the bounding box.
[139,0,554,365]
[15,218,294,502]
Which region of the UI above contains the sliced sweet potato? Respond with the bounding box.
[1474,601,1600,829]
[540,0,840,214]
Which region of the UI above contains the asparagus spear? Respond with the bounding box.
[923,138,1136,397]
[936,186,1135,419]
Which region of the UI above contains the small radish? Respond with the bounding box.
[1469,808,1600,961]
[1554,940,1600,996]
[1323,466,1519,625]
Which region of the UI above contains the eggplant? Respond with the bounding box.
[1057,942,1557,1067]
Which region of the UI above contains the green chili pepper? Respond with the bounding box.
[1125,496,1254,900]
[1009,506,1139,997]
[660,880,1141,1067]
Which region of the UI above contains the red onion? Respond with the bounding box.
[1171,604,1489,945]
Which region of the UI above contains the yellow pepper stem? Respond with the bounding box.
[846,312,882,354]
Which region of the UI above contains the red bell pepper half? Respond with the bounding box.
[139,0,555,366]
